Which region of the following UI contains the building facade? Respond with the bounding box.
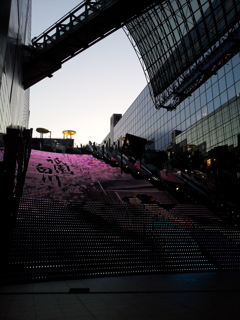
[111,53,240,154]
[103,0,240,162]
[0,0,31,135]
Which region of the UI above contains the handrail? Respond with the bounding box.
[96,180,107,195]
[32,0,86,41]
[31,0,116,51]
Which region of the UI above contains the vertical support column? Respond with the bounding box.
[0,127,32,281]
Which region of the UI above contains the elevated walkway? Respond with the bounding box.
[23,0,156,89]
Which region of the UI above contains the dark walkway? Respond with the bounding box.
[1,272,240,320]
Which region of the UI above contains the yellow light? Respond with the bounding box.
[62,130,76,136]
[186,144,196,149]
[206,159,211,167]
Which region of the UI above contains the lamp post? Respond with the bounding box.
[62,130,76,148]
[62,130,76,139]
[36,127,50,138]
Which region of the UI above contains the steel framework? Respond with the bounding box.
[23,0,240,105]
[23,0,156,89]
[125,0,240,110]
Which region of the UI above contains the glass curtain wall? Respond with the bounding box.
[112,0,240,153]
[125,0,240,110]
[113,53,240,153]
[0,0,31,134]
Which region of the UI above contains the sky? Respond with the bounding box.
[29,0,147,146]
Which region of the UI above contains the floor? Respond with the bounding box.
[0,272,240,320]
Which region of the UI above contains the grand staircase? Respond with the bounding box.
[4,150,240,283]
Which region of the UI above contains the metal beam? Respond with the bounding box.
[23,0,156,89]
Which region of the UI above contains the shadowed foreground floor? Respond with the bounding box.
[1,272,240,320]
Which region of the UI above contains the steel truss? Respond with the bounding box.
[23,0,157,89]
[31,0,114,54]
